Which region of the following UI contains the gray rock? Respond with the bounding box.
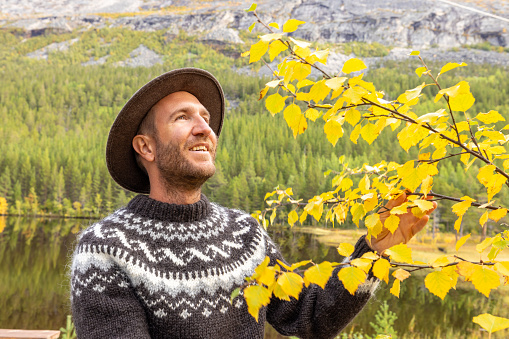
[81,55,110,66]
[26,38,79,60]
[201,28,243,44]
[115,44,163,68]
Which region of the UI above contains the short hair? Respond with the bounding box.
[134,106,157,175]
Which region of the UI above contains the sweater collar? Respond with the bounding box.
[126,194,212,222]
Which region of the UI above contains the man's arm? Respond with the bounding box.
[71,255,151,339]
[265,235,377,339]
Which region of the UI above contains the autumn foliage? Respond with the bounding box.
[236,3,509,336]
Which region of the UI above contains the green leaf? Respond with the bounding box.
[230,287,241,304]
[245,3,257,12]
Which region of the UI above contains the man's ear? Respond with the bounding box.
[133,135,155,163]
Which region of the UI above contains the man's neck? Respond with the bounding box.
[149,187,202,205]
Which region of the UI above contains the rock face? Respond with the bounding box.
[115,44,163,68]
[26,38,79,59]
[3,0,509,62]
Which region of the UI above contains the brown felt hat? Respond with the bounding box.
[106,68,225,194]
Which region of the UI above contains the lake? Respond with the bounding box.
[0,216,507,338]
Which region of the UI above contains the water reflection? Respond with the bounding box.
[0,218,507,338]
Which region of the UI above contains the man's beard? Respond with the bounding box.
[155,136,216,193]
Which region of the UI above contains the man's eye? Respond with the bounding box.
[176,115,187,120]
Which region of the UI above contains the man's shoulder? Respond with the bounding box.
[76,208,131,245]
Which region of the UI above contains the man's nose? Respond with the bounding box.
[192,116,213,136]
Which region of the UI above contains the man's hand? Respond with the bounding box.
[368,192,437,253]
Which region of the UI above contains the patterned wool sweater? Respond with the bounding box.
[71,194,378,339]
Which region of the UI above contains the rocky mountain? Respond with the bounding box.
[1,0,509,66]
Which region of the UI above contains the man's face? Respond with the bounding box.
[151,91,217,189]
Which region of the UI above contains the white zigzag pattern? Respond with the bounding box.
[72,220,266,298]
[86,222,250,266]
[96,204,229,242]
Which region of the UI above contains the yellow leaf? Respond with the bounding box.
[351,258,373,274]
[360,123,378,145]
[436,81,475,112]
[292,62,312,81]
[452,200,472,217]
[393,268,411,281]
[304,261,334,288]
[342,86,368,105]
[475,110,505,124]
[265,93,287,116]
[337,266,367,295]
[410,51,420,56]
[476,237,494,253]
[268,40,288,61]
[284,104,307,138]
[494,262,509,277]
[241,50,250,57]
[421,175,433,196]
[431,255,450,268]
[277,272,304,299]
[479,211,489,226]
[309,80,330,103]
[390,202,410,215]
[268,22,280,29]
[283,19,305,33]
[438,62,467,77]
[245,3,257,12]
[425,270,454,300]
[324,116,344,146]
[373,258,391,283]
[385,244,413,264]
[390,279,401,297]
[350,124,361,144]
[344,109,361,126]
[384,214,400,234]
[415,66,427,77]
[342,58,367,74]
[259,86,269,100]
[456,233,471,251]
[248,22,256,32]
[456,261,478,281]
[288,210,298,227]
[254,257,276,286]
[397,83,425,104]
[473,313,509,334]
[259,33,284,43]
[249,40,269,63]
[325,77,347,91]
[299,211,308,224]
[337,242,355,257]
[489,208,508,222]
[297,79,315,89]
[244,285,271,322]
[413,199,435,213]
[471,266,500,297]
[351,203,366,227]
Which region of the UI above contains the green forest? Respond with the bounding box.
[1,27,509,236]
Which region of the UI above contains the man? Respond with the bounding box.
[70,68,435,339]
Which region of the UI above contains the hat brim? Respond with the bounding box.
[106,68,225,194]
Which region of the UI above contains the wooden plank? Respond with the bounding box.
[0,329,60,339]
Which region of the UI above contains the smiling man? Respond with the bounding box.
[70,68,435,339]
